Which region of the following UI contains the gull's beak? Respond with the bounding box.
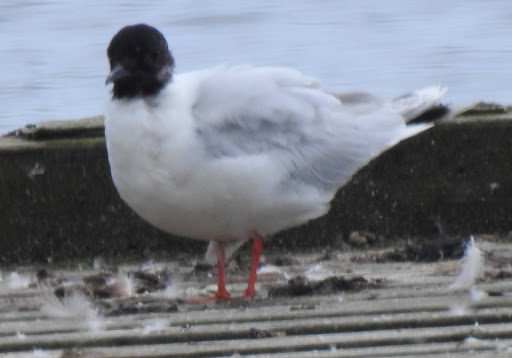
[105,64,129,85]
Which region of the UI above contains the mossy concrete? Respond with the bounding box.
[1,110,512,265]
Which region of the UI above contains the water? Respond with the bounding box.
[1,0,511,134]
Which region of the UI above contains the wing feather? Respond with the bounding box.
[191,66,420,193]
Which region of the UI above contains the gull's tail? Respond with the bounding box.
[393,86,479,125]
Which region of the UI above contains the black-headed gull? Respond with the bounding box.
[105,24,451,301]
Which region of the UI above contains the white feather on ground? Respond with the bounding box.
[30,349,51,357]
[141,318,168,334]
[40,292,103,332]
[109,270,135,297]
[161,278,183,299]
[256,264,285,275]
[4,271,31,290]
[92,257,106,270]
[450,236,484,289]
[304,263,334,281]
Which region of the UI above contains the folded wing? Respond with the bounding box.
[192,66,436,194]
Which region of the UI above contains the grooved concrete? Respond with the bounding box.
[0,241,511,357]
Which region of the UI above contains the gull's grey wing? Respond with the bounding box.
[191,66,367,192]
[334,91,386,115]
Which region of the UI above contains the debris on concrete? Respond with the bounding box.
[267,275,383,298]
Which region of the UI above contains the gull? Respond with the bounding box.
[105,24,454,301]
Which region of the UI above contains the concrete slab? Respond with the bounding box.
[0,241,511,357]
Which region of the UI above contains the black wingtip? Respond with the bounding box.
[406,104,450,125]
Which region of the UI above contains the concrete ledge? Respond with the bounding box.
[5,116,105,141]
[1,117,204,266]
[2,108,512,265]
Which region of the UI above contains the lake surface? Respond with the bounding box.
[1,0,511,133]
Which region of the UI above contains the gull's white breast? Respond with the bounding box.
[105,70,331,242]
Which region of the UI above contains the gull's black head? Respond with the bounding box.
[106,24,175,99]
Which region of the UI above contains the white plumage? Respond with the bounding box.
[106,66,435,249]
[105,24,450,299]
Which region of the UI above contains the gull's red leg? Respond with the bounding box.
[241,232,263,299]
[186,242,231,304]
[214,242,232,300]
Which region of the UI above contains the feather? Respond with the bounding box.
[450,236,484,289]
